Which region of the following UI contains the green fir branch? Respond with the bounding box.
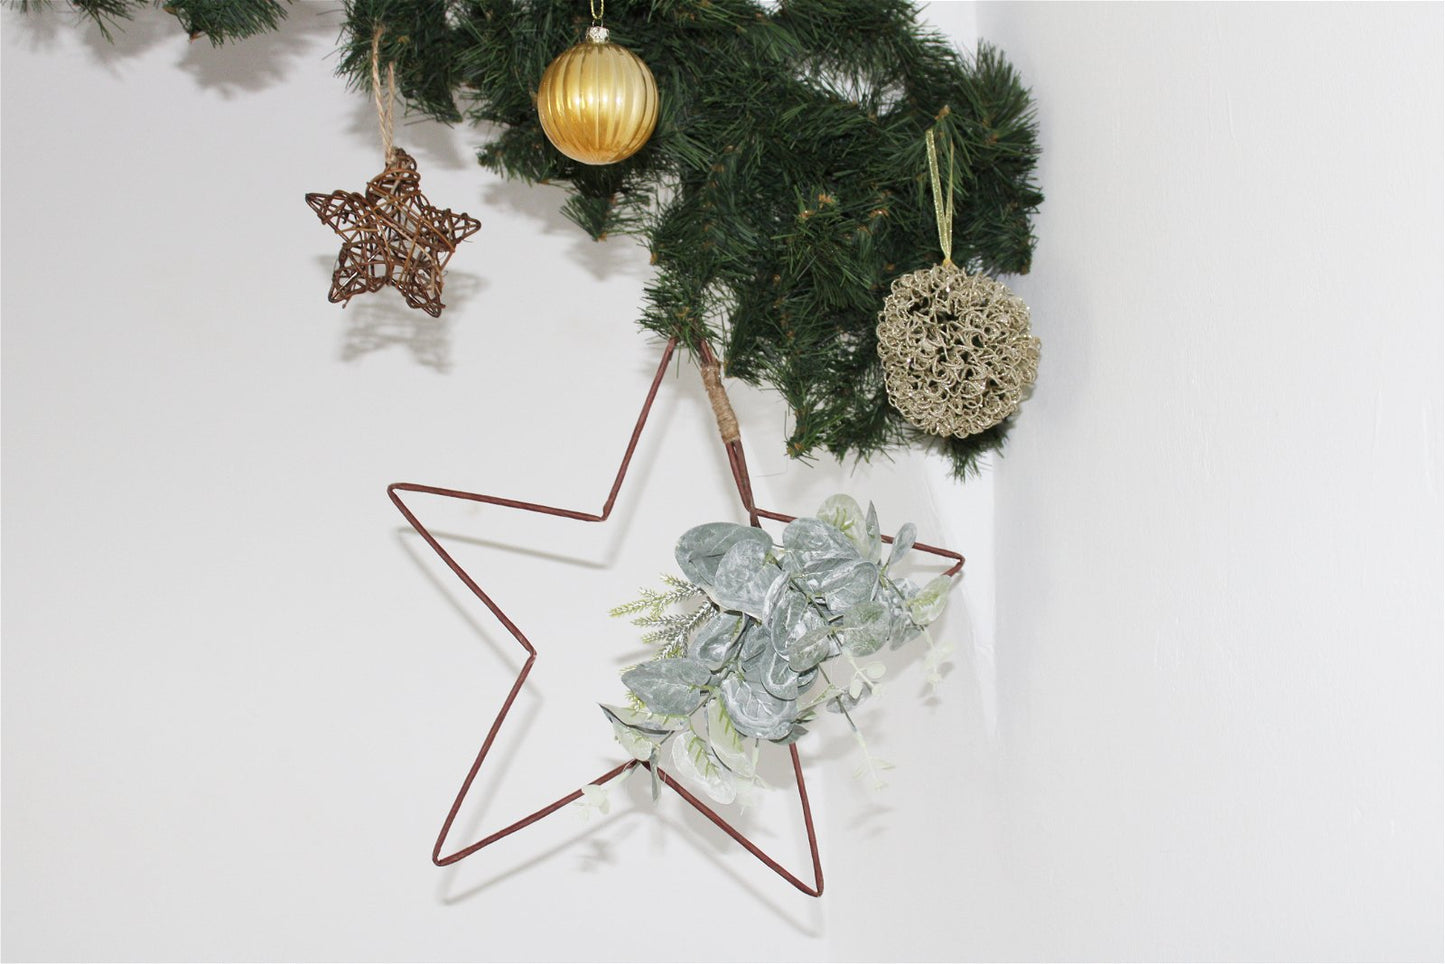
[24,0,1043,476]
[162,0,287,45]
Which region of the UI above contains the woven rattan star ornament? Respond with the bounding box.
[877,128,1040,438]
[305,29,479,318]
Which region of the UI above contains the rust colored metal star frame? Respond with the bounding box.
[388,337,964,896]
[306,148,480,318]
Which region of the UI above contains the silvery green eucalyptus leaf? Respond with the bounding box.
[885,522,917,571]
[888,614,923,649]
[599,706,664,761]
[578,784,610,815]
[738,620,767,661]
[838,600,890,657]
[761,567,791,622]
[720,676,795,741]
[765,584,821,658]
[785,620,838,672]
[782,517,882,608]
[827,679,873,713]
[711,541,783,618]
[739,638,768,683]
[621,657,711,716]
[784,599,888,661]
[781,516,860,579]
[599,703,688,735]
[675,522,773,588]
[705,698,757,779]
[671,731,737,805]
[760,645,801,700]
[774,723,809,746]
[864,502,882,564]
[689,612,745,669]
[816,494,868,556]
[906,573,955,626]
[816,558,880,611]
[883,577,924,648]
[788,618,838,652]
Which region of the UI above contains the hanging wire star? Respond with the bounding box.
[306,148,480,318]
[388,337,964,896]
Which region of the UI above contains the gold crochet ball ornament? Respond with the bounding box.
[537,23,659,165]
[877,262,1040,438]
[877,127,1040,439]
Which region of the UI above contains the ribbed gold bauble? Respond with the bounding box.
[536,25,659,165]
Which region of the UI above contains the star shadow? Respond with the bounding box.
[436,780,825,937]
[331,265,487,371]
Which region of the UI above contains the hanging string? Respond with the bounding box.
[925,127,954,267]
[590,0,604,24]
[371,25,398,165]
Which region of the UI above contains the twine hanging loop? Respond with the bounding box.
[370,25,398,164]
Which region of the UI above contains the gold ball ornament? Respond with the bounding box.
[876,262,1041,439]
[536,25,659,165]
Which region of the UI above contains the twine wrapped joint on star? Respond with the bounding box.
[305,148,480,318]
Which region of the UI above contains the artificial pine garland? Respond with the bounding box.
[24,0,1043,477]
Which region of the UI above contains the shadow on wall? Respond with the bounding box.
[312,254,492,372]
[483,178,660,284]
[436,776,827,938]
[334,100,657,289]
[342,96,484,173]
[7,1,341,93]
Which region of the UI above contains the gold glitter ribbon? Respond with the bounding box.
[926,127,954,267]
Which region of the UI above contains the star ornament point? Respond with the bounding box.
[306,148,480,318]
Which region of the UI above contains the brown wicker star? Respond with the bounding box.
[306,148,480,318]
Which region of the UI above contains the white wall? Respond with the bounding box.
[4,2,1440,961]
[1,4,992,961]
[975,2,1443,960]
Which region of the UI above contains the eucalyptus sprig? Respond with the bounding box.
[603,494,954,804]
